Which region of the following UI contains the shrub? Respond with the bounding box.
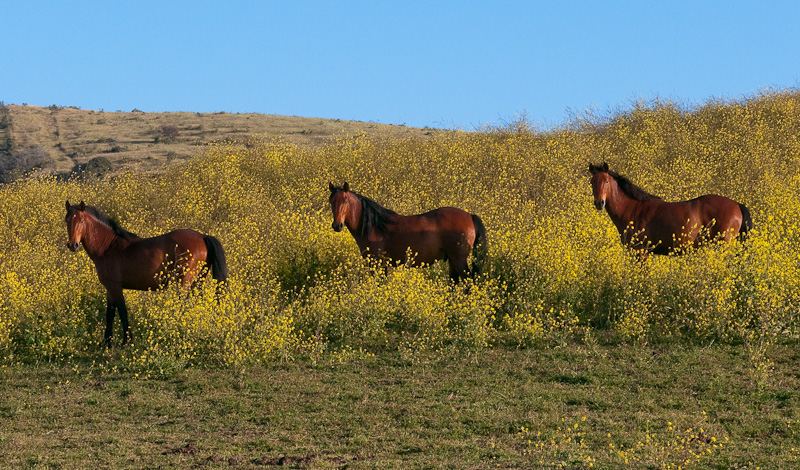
[156,125,180,143]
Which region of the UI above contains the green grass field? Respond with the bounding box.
[2,344,798,469]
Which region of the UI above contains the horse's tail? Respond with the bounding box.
[470,214,488,277]
[203,235,229,282]
[738,203,754,241]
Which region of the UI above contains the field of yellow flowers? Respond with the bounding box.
[1,91,799,371]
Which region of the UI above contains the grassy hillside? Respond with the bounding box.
[0,103,438,179]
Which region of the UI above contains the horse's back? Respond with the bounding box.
[383,207,477,265]
[164,228,207,248]
[419,206,474,227]
[114,229,209,290]
[132,229,207,257]
[691,193,739,206]
[413,207,476,240]
[649,194,745,245]
[691,194,744,231]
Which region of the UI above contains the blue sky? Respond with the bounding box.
[3,1,799,130]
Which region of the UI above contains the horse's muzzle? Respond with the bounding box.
[594,200,606,211]
[67,241,81,252]
[332,222,344,232]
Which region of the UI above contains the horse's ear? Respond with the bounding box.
[343,182,349,192]
[66,200,71,211]
[602,162,609,171]
[79,201,85,211]
[589,163,597,174]
[329,181,336,192]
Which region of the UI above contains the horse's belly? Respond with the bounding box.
[123,237,206,289]
[390,234,448,265]
[117,251,180,291]
[634,216,710,253]
[120,264,167,291]
[362,240,442,266]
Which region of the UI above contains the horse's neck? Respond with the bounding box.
[346,200,391,247]
[606,183,641,233]
[83,217,120,258]
[345,200,366,238]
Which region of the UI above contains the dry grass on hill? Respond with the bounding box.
[1,104,440,177]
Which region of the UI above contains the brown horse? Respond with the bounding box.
[329,182,488,282]
[65,201,228,346]
[589,163,753,256]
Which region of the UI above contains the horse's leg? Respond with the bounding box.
[117,292,131,346]
[103,291,117,348]
[448,256,470,283]
[104,288,130,347]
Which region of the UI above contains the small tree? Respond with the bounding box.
[0,101,8,130]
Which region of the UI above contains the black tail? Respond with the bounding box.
[738,203,754,241]
[470,214,488,277]
[203,235,229,282]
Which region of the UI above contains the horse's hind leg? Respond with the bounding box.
[103,292,116,348]
[104,289,130,347]
[448,256,470,283]
[118,294,131,346]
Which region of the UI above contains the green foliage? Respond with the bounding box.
[1,90,800,370]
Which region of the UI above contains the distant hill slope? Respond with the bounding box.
[0,103,439,180]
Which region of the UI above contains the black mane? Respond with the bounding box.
[330,186,397,236]
[83,205,139,240]
[609,171,662,202]
[356,193,398,236]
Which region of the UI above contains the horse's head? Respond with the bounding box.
[64,200,87,252]
[329,182,353,232]
[589,162,611,211]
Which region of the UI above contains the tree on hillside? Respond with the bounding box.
[0,102,10,155]
[0,101,8,129]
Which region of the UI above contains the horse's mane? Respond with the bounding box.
[356,193,398,236]
[84,206,139,240]
[609,171,663,202]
